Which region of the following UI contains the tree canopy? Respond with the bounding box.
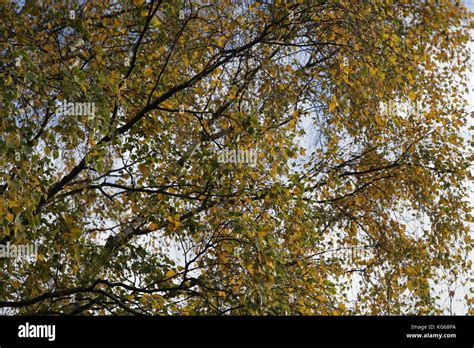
[0,0,472,315]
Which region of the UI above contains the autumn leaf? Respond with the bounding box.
[0,0,471,317]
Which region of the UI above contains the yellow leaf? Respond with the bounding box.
[138,163,149,174]
[144,67,153,77]
[6,213,14,222]
[148,222,159,230]
[150,16,160,27]
[216,36,226,47]
[328,95,338,112]
[8,200,20,208]
[166,269,177,278]
[70,227,81,236]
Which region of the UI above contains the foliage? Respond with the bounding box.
[0,0,472,315]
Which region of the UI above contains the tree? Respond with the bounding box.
[0,0,472,315]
